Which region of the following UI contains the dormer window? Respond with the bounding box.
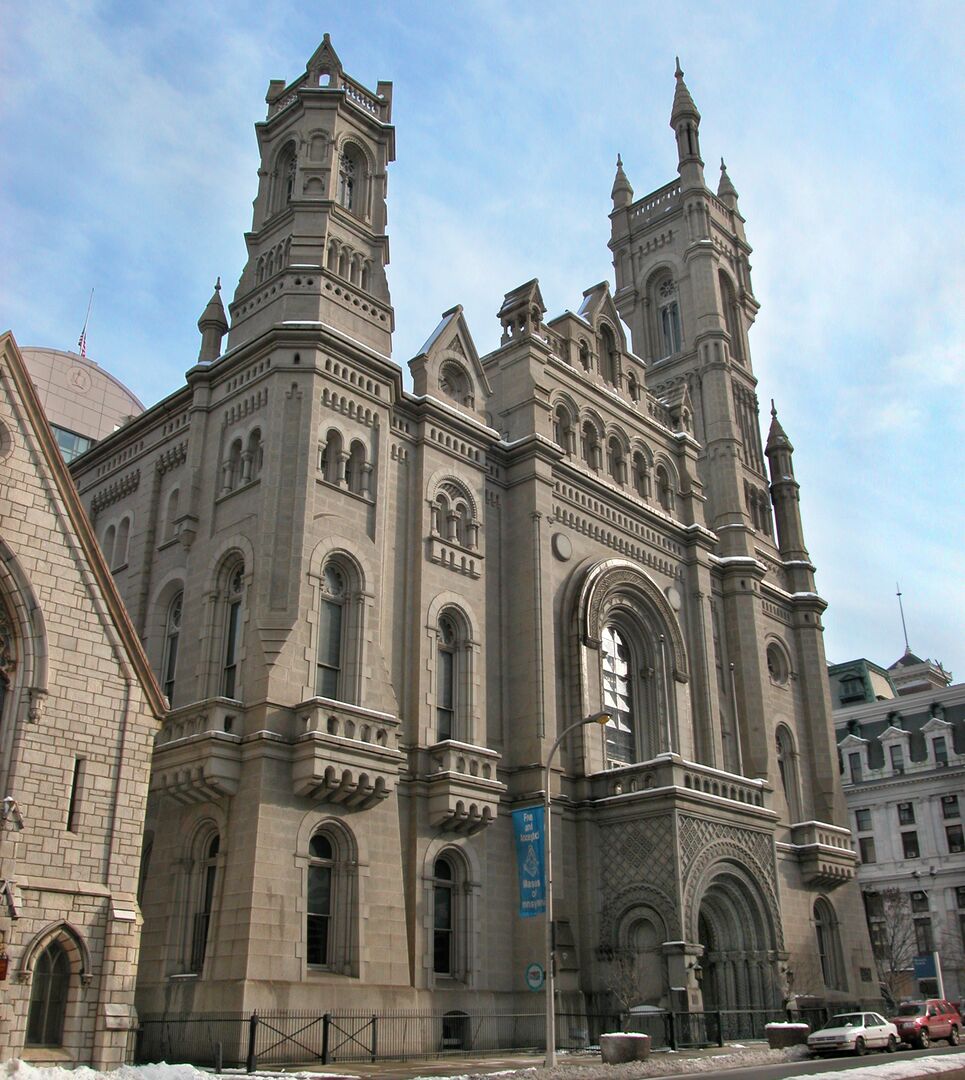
[889,743,904,773]
[933,736,948,766]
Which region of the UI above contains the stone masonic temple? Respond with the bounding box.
[68,39,877,1028]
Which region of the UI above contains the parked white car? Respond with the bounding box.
[807,1011,899,1056]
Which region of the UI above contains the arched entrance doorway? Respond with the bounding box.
[695,863,781,1026]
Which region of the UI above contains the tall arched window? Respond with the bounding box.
[436,615,457,740]
[579,340,591,371]
[657,278,682,357]
[165,488,180,541]
[102,524,116,567]
[189,833,220,973]
[655,464,675,512]
[433,856,456,975]
[273,143,297,213]
[114,516,131,569]
[719,271,743,363]
[245,429,263,483]
[162,591,183,704]
[307,832,334,967]
[814,898,846,990]
[553,404,573,454]
[338,146,361,212]
[346,440,367,496]
[319,429,344,486]
[316,564,346,699]
[303,823,356,974]
[602,624,636,765]
[775,724,802,822]
[581,421,601,471]
[221,564,245,699]
[25,941,70,1047]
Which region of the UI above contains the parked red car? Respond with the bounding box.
[890,999,961,1048]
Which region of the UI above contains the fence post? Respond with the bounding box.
[246,1011,258,1074]
[665,1012,677,1051]
[715,1011,724,1047]
[371,1014,378,1062]
[322,1012,331,1065]
[215,1041,223,1074]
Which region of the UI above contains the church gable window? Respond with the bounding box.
[25,940,70,1047]
[272,142,298,214]
[337,144,365,215]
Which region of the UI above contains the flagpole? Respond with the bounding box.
[77,288,94,357]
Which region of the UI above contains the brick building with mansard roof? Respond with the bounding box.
[67,37,877,1037]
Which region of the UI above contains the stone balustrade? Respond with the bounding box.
[790,820,858,888]
[423,740,505,834]
[589,753,771,812]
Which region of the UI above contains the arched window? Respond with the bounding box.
[439,361,473,407]
[553,404,573,454]
[114,517,131,569]
[319,429,344,486]
[581,421,601,471]
[602,624,636,765]
[600,325,619,385]
[657,277,682,358]
[245,429,263,483]
[165,488,180,542]
[436,615,458,740]
[655,464,675,512]
[162,591,182,704]
[316,564,346,699]
[607,436,626,485]
[221,563,245,699]
[338,146,362,212]
[307,832,335,967]
[433,856,456,975]
[627,371,640,403]
[25,940,70,1047]
[579,340,591,371]
[345,440,367,496]
[775,724,802,822]
[813,897,846,991]
[102,524,116,567]
[303,824,356,974]
[189,833,220,973]
[719,271,743,363]
[273,143,297,214]
[632,451,651,499]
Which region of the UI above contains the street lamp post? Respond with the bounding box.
[544,709,610,1068]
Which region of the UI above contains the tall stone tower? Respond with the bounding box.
[227,35,395,356]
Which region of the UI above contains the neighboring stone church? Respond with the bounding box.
[0,333,165,1066]
[68,38,877,1029]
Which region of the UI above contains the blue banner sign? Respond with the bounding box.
[913,954,937,979]
[512,806,545,918]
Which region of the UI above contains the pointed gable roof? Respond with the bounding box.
[578,281,627,349]
[409,305,490,417]
[0,331,166,718]
[307,33,344,85]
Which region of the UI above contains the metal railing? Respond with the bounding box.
[137,1006,795,1069]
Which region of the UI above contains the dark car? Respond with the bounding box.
[890,998,961,1048]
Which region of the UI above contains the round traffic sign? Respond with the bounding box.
[525,962,545,991]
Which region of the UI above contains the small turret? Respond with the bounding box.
[717,158,739,209]
[611,154,633,209]
[670,58,704,188]
[197,278,228,362]
[765,402,812,574]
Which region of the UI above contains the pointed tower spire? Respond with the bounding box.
[717,158,739,209]
[765,402,813,579]
[670,58,704,187]
[197,278,229,362]
[611,153,634,209]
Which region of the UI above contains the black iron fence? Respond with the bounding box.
[138,1006,801,1069]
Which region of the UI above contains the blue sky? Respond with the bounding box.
[2,0,962,678]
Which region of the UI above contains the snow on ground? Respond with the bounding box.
[2,1050,965,1080]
